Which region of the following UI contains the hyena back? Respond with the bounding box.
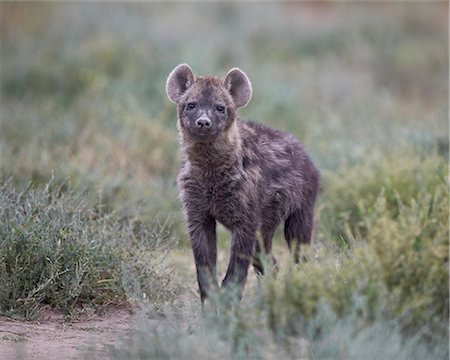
[166,64,319,303]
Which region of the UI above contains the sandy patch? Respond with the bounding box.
[0,307,136,360]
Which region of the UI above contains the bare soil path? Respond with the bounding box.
[0,307,137,360]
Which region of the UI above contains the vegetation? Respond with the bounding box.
[0,179,176,319]
[0,2,448,359]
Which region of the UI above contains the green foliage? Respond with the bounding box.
[86,288,447,360]
[319,152,447,244]
[0,180,176,319]
[261,153,448,350]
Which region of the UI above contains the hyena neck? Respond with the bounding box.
[182,121,242,171]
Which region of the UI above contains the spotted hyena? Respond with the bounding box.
[166,64,319,303]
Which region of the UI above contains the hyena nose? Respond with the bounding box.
[195,116,212,128]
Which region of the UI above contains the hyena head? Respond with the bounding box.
[166,64,252,142]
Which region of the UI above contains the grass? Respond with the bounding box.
[263,156,448,341]
[318,151,447,245]
[0,2,448,359]
[0,178,177,319]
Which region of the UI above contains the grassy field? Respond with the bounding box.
[0,2,448,359]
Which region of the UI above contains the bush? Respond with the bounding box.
[260,152,448,353]
[0,179,176,319]
[319,152,446,244]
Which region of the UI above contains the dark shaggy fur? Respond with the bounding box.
[166,64,319,303]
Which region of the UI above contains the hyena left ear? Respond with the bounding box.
[166,64,195,104]
[224,68,252,108]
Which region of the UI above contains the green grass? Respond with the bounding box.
[97,301,445,360]
[0,2,448,359]
[318,151,447,245]
[263,155,448,341]
[0,179,177,319]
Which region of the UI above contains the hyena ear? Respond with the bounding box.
[224,68,252,108]
[166,64,195,104]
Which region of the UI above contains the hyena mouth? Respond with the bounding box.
[188,128,219,142]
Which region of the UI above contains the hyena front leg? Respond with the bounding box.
[187,215,218,304]
[222,226,257,299]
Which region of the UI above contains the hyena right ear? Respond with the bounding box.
[166,64,195,104]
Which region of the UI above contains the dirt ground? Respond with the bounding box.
[0,307,139,360]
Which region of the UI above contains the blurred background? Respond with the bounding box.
[1,2,447,234]
[0,2,448,357]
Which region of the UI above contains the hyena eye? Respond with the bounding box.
[216,105,225,113]
[187,102,196,110]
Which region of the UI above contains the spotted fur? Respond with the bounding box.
[166,64,320,303]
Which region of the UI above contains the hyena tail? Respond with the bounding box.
[284,179,319,263]
[284,207,313,263]
[284,164,320,263]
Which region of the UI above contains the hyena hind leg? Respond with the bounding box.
[252,227,277,275]
[252,240,264,276]
[284,207,314,263]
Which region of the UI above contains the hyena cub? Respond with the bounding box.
[166,64,319,303]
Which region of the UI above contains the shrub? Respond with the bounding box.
[260,153,448,353]
[0,179,175,319]
[318,151,446,244]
